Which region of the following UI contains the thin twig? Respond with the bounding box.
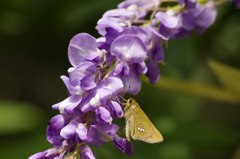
[139,7,168,11]
[132,20,151,24]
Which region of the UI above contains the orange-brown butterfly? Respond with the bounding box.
[123,98,163,143]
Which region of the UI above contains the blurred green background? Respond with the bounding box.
[0,0,240,159]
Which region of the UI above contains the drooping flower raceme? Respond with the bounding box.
[29,0,237,158]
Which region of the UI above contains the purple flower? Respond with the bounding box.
[80,88,112,113]
[68,62,100,91]
[179,11,196,31]
[120,26,149,46]
[148,38,164,63]
[76,123,88,142]
[96,8,137,36]
[107,28,148,95]
[87,124,119,147]
[111,34,147,64]
[146,60,160,84]
[29,148,59,159]
[118,0,160,19]
[195,1,217,34]
[172,1,217,38]
[96,18,125,37]
[68,33,106,67]
[80,76,123,113]
[154,10,179,40]
[60,121,78,139]
[113,135,133,156]
[29,152,47,159]
[120,69,142,95]
[96,76,124,96]
[108,100,124,119]
[95,107,113,123]
[80,144,96,159]
[46,136,64,147]
[52,94,82,114]
[134,61,147,74]
[170,11,195,38]
[103,8,137,21]
[47,114,65,136]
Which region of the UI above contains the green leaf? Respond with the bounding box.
[208,59,240,96]
[141,75,240,104]
[0,100,45,134]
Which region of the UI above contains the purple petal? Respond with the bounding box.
[96,37,106,46]
[68,33,98,67]
[180,11,195,31]
[89,88,112,108]
[146,60,160,84]
[195,1,217,30]
[52,95,82,114]
[159,24,172,39]
[121,70,141,95]
[113,135,133,156]
[95,107,113,123]
[97,76,124,96]
[111,34,147,63]
[47,114,65,136]
[191,3,205,17]
[96,18,124,36]
[76,123,88,142]
[96,9,137,36]
[46,136,63,147]
[80,144,96,159]
[146,25,169,40]
[149,41,164,63]
[108,100,124,119]
[114,62,130,76]
[87,124,119,147]
[45,148,59,158]
[60,75,79,95]
[113,62,124,76]
[118,0,160,19]
[105,27,121,43]
[80,93,96,113]
[80,75,97,90]
[137,61,148,74]
[68,62,98,87]
[103,8,136,19]
[97,35,115,54]
[155,11,179,29]
[85,50,106,66]
[121,26,149,46]
[29,152,47,159]
[60,122,77,139]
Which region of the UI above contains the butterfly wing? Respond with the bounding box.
[132,105,163,143]
[143,123,163,143]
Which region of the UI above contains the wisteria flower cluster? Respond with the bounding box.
[29,0,239,158]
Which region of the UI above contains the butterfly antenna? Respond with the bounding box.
[118,96,127,105]
[120,96,127,101]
